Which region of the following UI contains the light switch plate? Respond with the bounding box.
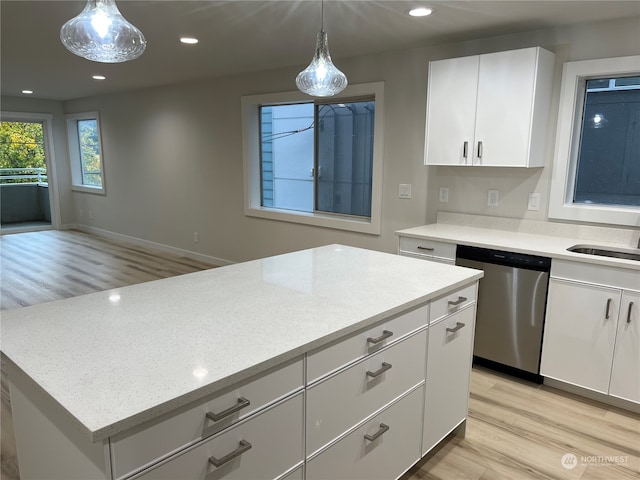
[439,187,449,203]
[399,184,412,199]
[528,192,541,211]
[487,190,499,207]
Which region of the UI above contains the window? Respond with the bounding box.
[549,56,640,226]
[260,99,374,217]
[66,112,105,194]
[242,83,383,234]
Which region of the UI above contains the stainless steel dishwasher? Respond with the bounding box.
[456,245,551,382]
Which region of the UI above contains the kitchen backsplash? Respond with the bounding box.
[437,212,639,246]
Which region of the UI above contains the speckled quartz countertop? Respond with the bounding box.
[1,244,482,443]
[396,221,640,271]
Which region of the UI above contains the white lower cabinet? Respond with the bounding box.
[422,305,475,455]
[132,393,304,480]
[111,359,303,479]
[97,283,477,480]
[306,331,427,455]
[306,386,423,480]
[281,466,303,480]
[609,291,640,404]
[541,279,620,394]
[397,236,456,264]
[541,261,640,405]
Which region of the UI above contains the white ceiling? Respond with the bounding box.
[2,0,639,101]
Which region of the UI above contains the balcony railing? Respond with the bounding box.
[0,168,48,185]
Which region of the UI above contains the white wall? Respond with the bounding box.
[23,16,640,263]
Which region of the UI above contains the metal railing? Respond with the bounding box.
[0,168,48,185]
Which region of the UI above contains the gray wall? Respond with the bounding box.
[3,16,638,263]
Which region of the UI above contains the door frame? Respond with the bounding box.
[0,111,62,233]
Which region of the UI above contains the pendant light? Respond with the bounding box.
[60,0,146,63]
[296,0,348,97]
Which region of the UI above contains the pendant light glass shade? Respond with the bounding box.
[60,0,146,63]
[296,28,347,97]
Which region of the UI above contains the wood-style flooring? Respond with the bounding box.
[1,230,639,480]
[1,229,216,480]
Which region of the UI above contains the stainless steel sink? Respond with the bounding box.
[567,244,640,261]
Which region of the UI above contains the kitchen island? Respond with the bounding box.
[1,244,482,479]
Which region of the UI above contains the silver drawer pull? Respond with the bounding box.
[417,246,435,251]
[628,302,634,324]
[206,397,250,422]
[448,296,467,307]
[606,298,612,319]
[209,440,252,467]
[366,362,392,378]
[367,330,393,344]
[446,322,466,333]
[364,423,390,442]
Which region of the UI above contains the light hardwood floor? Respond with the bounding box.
[1,230,639,480]
[1,229,217,480]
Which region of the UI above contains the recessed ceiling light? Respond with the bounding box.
[93,75,106,80]
[21,90,33,94]
[408,7,434,17]
[180,37,199,45]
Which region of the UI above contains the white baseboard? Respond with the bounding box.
[63,223,233,267]
[543,377,640,414]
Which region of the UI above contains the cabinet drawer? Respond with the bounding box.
[306,386,423,480]
[423,307,475,455]
[307,304,428,383]
[111,358,303,479]
[398,237,456,263]
[306,331,426,456]
[131,393,304,480]
[430,283,477,324]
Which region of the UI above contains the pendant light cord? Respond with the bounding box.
[321,0,324,30]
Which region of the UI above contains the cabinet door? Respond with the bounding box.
[609,291,640,404]
[423,306,475,455]
[424,55,479,165]
[474,47,538,166]
[541,279,621,394]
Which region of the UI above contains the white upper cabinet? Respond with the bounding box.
[424,46,555,167]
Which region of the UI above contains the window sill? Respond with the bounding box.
[245,206,380,235]
[548,201,640,227]
[71,185,105,195]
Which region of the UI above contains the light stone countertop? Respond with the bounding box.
[1,244,482,443]
[396,223,640,271]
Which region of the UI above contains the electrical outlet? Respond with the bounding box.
[193,232,199,243]
[88,210,93,220]
[487,190,499,207]
[528,193,541,211]
[439,187,449,203]
[399,184,412,199]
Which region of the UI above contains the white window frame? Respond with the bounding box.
[549,55,640,226]
[66,111,106,195]
[241,82,384,235]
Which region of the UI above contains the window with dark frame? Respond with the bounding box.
[574,76,640,207]
[260,98,375,218]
